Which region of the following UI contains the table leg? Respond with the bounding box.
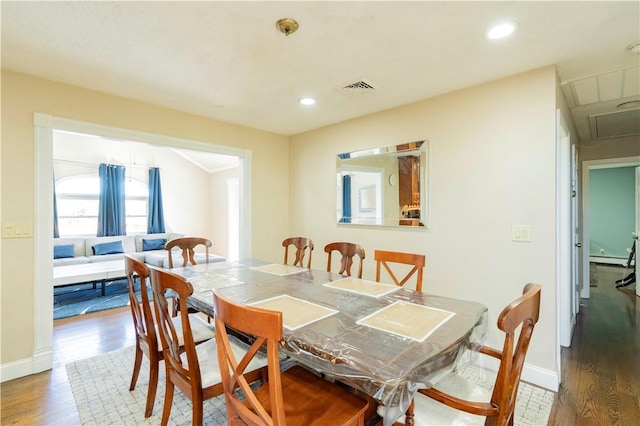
[101,279,106,296]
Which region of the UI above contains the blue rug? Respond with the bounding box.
[53,278,149,320]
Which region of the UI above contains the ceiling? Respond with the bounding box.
[2,1,639,141]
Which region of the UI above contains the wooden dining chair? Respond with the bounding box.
[324,242,366,278]
[374,250,426,292]
[124,255,216,418]
[282,237,314,268]
[213,291,370,426]
[148,266,268,426]
[166,236,213,268]
[409,283,542,426]
[166,237,213,316]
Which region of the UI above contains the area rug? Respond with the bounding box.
[54,279,147,320]
[66,346,554,425]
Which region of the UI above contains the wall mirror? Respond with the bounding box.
[336,140,428,227]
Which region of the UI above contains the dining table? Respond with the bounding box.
[171,259,488,426]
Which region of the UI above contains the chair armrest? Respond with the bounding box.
[418,387,500,418]
[478,345,502,360]
[416,344,504,417]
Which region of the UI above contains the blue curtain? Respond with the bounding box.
[97,163,126,236]
[147,167,166,233]
[340,175,352,223]
[53,177,59,238]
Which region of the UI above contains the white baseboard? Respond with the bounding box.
[1,349,52,383]
[521,363,559,392]
[475,357,559,392]
[1,357,36,383]
[589,256,627,266]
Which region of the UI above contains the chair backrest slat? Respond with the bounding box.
[491,283,541,425]
[374,249,425,292]
[124,255,157,352]
[213,293,286,425]
[149,267,202,389]
[282,237,314,269]
[324,242,366,278]
[166,237,212,268]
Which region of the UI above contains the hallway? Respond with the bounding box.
[548,264,640,425]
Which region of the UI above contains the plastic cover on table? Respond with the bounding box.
[181,259,489,426]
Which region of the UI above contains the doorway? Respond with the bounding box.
[581,156,640,299]
[34,113,252,371]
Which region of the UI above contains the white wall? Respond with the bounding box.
[290,66,560,389]
[210,167,240,259]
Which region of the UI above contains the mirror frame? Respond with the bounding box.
[336,140,428,228]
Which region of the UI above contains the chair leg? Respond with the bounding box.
[129,345,143,391]
[144,358,160,418]
[192,393,204,426]
[161,380,175,426]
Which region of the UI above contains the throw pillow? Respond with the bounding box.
[54,244,75,259]
[143,238,167,251]
[93,240,124,255]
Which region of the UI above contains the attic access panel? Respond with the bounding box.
[589,109,640,139]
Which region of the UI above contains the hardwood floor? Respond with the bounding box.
[1,307,135,425]
[1,265,638,425]
[548,264,640,425]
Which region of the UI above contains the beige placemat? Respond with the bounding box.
[250,295,338,330]
[251,263,307,276]
[323,277,400,298]
[357,301,455,341]
[189,273,243,293]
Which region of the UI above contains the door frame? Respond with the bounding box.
[581,155,640,299]
[557,110,575,349]
[32,113,253,372]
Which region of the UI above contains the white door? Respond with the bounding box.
[557,110,574,348]
[571,145,581,315]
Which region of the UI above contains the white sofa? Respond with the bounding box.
[53,232,225,282]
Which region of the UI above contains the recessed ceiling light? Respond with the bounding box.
[486,21,517,40]
[299,97,316,106]
[627,41,640,55]
[617,100,640,109]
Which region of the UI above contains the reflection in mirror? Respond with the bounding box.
[337,140,428,227]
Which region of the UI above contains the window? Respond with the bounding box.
[56,175,148,236]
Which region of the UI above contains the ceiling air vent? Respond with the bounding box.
[588,109,640,139]
[341,80,377,97]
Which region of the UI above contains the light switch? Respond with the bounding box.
[2,222,34,238]
[512,225,532,242]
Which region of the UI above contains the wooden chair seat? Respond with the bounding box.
[247,365,368,425]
